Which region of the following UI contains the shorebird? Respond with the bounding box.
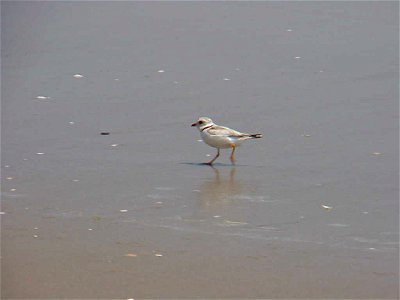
[191,117,262,165]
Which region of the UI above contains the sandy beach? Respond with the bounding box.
[2,2,398,298]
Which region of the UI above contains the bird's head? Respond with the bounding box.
[191,117,214,130]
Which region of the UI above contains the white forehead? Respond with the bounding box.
[199,117,213,123]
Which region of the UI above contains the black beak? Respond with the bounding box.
[191,122,197,127]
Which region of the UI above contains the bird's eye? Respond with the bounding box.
[198,121,204,124]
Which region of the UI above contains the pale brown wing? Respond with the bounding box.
[207,125,248,137]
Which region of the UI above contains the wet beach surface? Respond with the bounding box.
[2,2,398,299]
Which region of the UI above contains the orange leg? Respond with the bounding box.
[230,145,236,165]
[206,148,220,165]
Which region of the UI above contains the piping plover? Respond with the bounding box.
[191,117,262,165]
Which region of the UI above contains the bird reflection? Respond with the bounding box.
[198,166,240,207]
[190,166,250,220]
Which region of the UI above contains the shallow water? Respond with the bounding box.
[2,2,398,298]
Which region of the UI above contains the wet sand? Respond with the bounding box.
[2,2,398,299]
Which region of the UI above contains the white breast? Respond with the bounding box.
[200,131,244,149]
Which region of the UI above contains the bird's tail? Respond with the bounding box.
[249,133,262,138]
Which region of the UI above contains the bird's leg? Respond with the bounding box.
[230,145,236,165]
[206,148,220,165]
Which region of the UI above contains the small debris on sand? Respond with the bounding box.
[321,204,333,210]
[124,253,138,257]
